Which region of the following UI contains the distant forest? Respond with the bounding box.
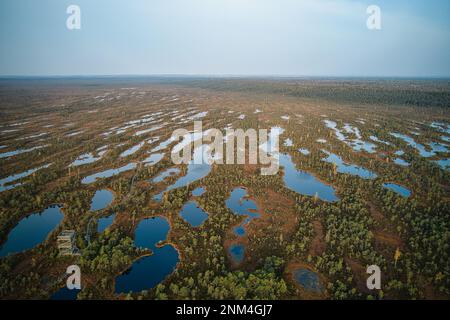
[182,78,450,109]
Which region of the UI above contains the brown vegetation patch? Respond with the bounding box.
[373,230,403,248]
[345,257,372,295]
[368,202,384,223]
[309,220,326,256]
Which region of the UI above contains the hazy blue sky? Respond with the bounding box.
[0,0,449,77]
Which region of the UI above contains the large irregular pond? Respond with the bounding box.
[179,201,209,227]
[382,183,411,198]
[261,127,339,202]
[153,145,212,201]
[0,205,64,257]
[390,132,449,158]
[225,188,261,265]
[321,150,377,180]
[89,190,114,211]
[324,120,377,153]
[226,188,260,237]
[280,153,339,202]
[115,216,179,294]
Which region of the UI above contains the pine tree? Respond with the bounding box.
[394,248,401,267]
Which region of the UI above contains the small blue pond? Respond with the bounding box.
[89,190,114,211]
[293,268,324,294]
[382,183,411,198]
[179,201,209,227]
[229,244,245,265]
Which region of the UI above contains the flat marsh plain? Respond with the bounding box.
[0,77,449,300]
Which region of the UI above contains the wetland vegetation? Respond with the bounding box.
[0,77,449,300]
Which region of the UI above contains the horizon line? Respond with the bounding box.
[1,74,450,80]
